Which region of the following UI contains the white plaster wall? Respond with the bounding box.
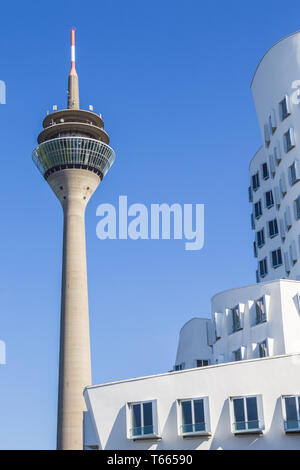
[279,281,300,354]
[84,353,300,450]
[175,318,212,370]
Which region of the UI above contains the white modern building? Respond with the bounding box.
[250,31,300,282]
[83,32,300,450]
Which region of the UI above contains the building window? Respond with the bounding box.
[265,190,274,208]
[261,162,269,180]
[256,229,265,248]
[268,110,277,134]
[253,241,257,258]
[255,297,266,324]
[279,95,291,121]
[252,172,260,191]
[251,213,255,230]
[259,258,268,277]
[174,363,185,371]
[283,396,300,432]
[280,174,287,197]
[289,160,300,185]
[264,124,271,148]
[269,154,276,177]
[254,200,262,219]
[279,218,286,240]
[271,248,283,268]
[231,396,263,434]
[284,251,290,274]
[231,305,243,332]
[284,206,292,231]
[129,401,158,439]
[233,348,242,361]
[179,398,209,435]
[248,186,253,202]
[258,340,268,358]
[289,240,297,265]
[284,128,296,152]
[196,359,209,368]
[294,196,300,220]
[274,141,282,165]
[268,219,278,238]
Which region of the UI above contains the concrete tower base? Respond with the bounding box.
[47,169,100,450]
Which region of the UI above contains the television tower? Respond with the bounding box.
[32,30,115,450]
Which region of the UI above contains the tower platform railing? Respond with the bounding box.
[32,136,115,180]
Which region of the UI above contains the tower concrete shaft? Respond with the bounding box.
[48,169,100,449]
[32,29,115,450]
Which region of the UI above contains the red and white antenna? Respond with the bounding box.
[68,28,79,109]
[70,28,76,74]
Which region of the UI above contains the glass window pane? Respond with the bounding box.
[143,402,153,434]
[285,397,298,429]
[182,401,193,433]
[132,404,141,436]
[194,400,205,432]
[233,398,245,430]
[246,397,259,429]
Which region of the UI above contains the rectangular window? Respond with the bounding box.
[196,359,209,367]
[279,95,291,121]
[174,363,185,371]
[284,128,296,152]
[255,297,266,324]
[129,401,157,438]
[232,396,262,433]
[248,186,253,202]
[254,200,262,219]
[274,142,281,165]
[279,218,286,241]
[285,206,292,231]
[252,172,260,191]
[251,213,255,230]
[268,109,277,134]
[289,240,297,265]
[283,396,300,432]
[234,348,242,361]
[231,305,242,332]
[268,219,279,238]
[261,162,269,180]
[256,229,265,248]
[265,190,274,208]
[280,174,287,197]
[258,340,268,358]
[253,241,257,258]
[269,154,276,176]
[294,196,300,220]
[271,248,283,268]
[264,124,271,148]
[259,258,268,277]
[284,251,290,274]
[180,398,208,435]
[289,160,300,185]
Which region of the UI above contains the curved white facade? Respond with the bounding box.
[250,31,300,282]
[211,279,300,364]
[174,318,212,370]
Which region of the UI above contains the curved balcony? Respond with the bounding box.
[32,136,115,180]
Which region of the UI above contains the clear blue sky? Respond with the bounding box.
[0,0,298,450]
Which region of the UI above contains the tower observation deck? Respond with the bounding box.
[32,29,115,450]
